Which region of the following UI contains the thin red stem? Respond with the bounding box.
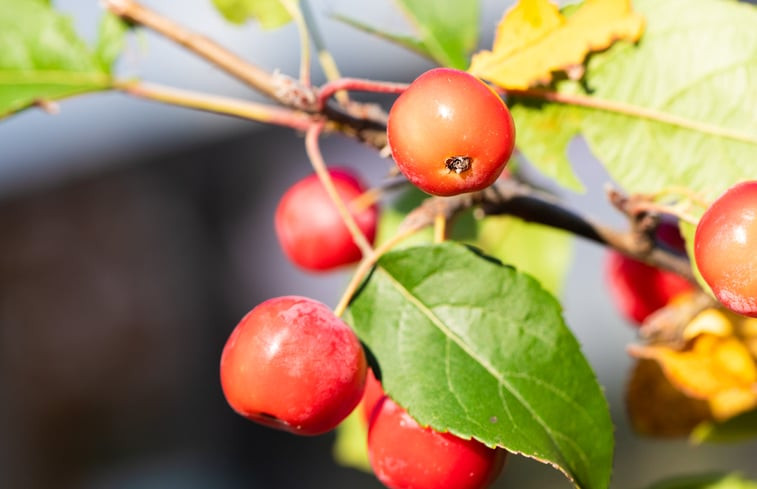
[317,78,409,110]
[304,121,374,257]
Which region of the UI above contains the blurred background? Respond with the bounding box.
[2,1,757,488]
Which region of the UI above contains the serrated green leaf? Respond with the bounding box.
[346,242,612,489]
[332,408,371,472]
[211,0,292,29]
[0,0,117,118]
[395,0,479,69]
[95,12,128,71]
[475,215,574,297]
[510,0,757,200]
[643,473,757,489]
[692,408,757,444]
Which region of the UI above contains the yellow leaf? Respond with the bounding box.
[626,359,712,438]
[632,334,757,421]
[683,308,734,341]
[469,0,645,89]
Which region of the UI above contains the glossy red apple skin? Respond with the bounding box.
[220,296,367,435]
[275,168,378,272]
[695,181,757,317]
[368,396,506,489]
[605,251,694,325]
[387,68,515,197]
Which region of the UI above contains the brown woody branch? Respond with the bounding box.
[104,0,284,102]
[104,0,391,148]
[400,178,696,283]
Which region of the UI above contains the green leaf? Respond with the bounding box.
[346,242,612,489]
[394,0,480,69]
[510,0,757,201]
[692,408,757,444]
[211,0,292,29]
[0,0,118,118]
[642,473,757,489]
[510,83,585,193]
[475,215,574,297]
[332,407,371,472]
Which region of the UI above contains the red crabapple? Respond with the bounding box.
[220,296,367,435]
[605,251,694,325]
[368,396,506,489]
[275,167,378,271]
[695,181,757,317]
[387,68,515,196]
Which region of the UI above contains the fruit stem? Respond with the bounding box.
[352,176,408,212]
[433,212,446,243]
[115,81,313,131]
[334,226,425,317]
[317,78,409,110]
[305,121,375,258]
[298,0,350,105]
[280,0,312,87]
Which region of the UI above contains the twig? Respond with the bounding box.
[433,212,446,243]
[333,225,426,317]
[317,78,408,111]
[103,0,396,148]
[104,0,282,103]
[305,121,374,258]
[400,178,696,282]
[115,81,312,130]
[299,0,349,105]
[280,0,311,87]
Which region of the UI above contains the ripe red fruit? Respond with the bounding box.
[220,296,367,435]
[368,396,506,489]
[387,68,515,197]
[605,251,694,325]
[695,181,757,317]
[275,167,378,271]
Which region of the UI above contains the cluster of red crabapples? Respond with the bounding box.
[219,68,515,489]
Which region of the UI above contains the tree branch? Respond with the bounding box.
[114,81,313,131]
[399,177,696,282]
[103,0,394,150]
[104,0,282,102]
